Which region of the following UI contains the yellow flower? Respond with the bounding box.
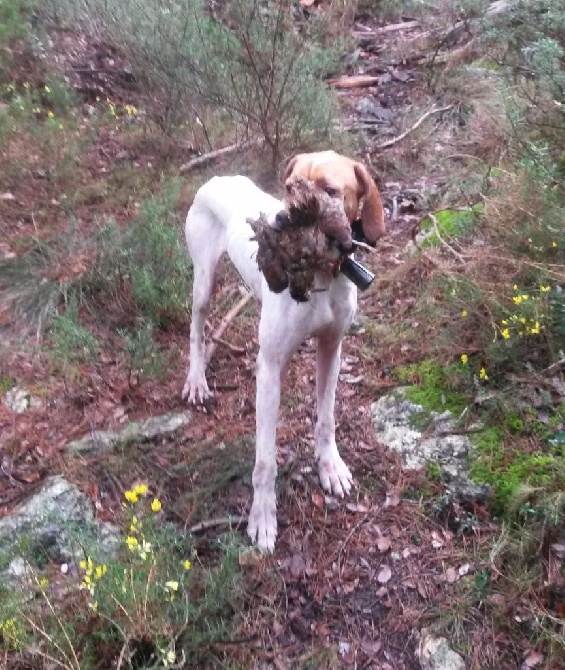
[479,368,489,380]
[151,498,162,512]
[183,560,192,570]
[519,317,526,324]
[133,483,148,496]
[501,319,508,325]
[126,536,138,551]
[95,565,107,580]
[460,354,468,365]
[521,294,529,301]
[541,285,551,293]
[552,241,558,247]
[164,650,176,666]
[23,82,30,89]
[461,309,467,317]
[138,540,152,560]
[529,322,541,335]
[501,328,510,340]
[513,284,518,290]
[39,577,49,587]
[513,296,522,305]
[58,123,63,130]
[47,110,54,119]
[44,85,51,93]
[89,601,98,613]
[124,490,138,503]
[79,560,87,570]
[165,580,179,591]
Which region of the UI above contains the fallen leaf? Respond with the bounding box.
[346,502,368,513]
[377,536,391,552]
[551,543,565,559]
[445,567,458,583]
[361,640,382,656]
[384,490,401,507]
[289,554,307,578]
[377,565,392,584]
[0,192,15,201]
[524,650,544,667]
[299,0,316,6]
[311,492,324,509]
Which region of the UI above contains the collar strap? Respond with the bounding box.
[351,219,376,247]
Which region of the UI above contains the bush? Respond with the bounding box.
[75,0,340,168]
[0,0,36,81]
[0,486,244,668]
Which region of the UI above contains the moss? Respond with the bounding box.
[419,204,483,247]
[470,426,557,513]
[395,361,468,416]
[0,376,13,394]
[427,461,443,483]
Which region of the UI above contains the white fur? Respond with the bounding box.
[182,175,356,552]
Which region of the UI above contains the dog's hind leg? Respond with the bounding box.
[182,192,226,404]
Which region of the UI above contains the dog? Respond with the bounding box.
[182,150,385,552]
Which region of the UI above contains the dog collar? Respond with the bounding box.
[351,219,376,247]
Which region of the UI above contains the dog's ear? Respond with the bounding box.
[354,163,385,245]
[284,154,311,182]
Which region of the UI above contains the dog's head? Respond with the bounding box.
[283,150,385,245]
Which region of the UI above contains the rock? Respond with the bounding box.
[348,311,370,334]
[66,411,191,454]
[4,386,42,413]
[0,476,119,580]
[371,389,491,502]
[356,98,394,122]
[417,629,466,670]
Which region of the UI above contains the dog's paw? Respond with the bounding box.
[318,452,354,498]
[247,494,277,554]
[181,373,212,405]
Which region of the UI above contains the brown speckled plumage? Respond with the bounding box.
[248,179,352,302]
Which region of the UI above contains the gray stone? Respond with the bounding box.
[356,98,394,122]
[0,476,119,573]
[417,629,466,670]
[4,386,42,413]
[67,411,191,454]
[372,389,491,502]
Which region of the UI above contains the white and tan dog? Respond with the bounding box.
[182,151,385,552]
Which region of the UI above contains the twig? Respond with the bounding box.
[352,239,378,254]
[376,105,453,149]
[179,139,261,174]
[428,212,466,264]
[210,335,247,355]
[188,515,248,534]
[206,291,252,364]
[543,358,565,377]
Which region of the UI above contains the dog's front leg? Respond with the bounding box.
[247,348,281,552]
[315,336,354,496]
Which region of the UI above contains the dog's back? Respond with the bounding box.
[186,176,282,299]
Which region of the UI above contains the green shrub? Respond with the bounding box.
[0,0,36,81]
[49,300,99,366]
[0,486,244,668]
[76,0,340,167]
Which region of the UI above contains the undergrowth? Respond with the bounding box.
[0,485,245,669]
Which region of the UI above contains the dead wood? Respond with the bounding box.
[179,139,261,174]
[376,105,453,149]
[206,292,252,364]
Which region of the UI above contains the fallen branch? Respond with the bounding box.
[353,19,420,39]
[179,139,261,174]
[210,335,247,356]
[376,105,453,149]
[428,212,466,264]
[328,74,381,89]
[352,239,378,254]
[206,291,252,364]
[188,515,247,534]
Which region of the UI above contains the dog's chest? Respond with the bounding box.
[307,274,357,337]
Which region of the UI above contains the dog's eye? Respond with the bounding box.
[324,186,339,198]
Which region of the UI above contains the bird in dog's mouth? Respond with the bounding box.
[248,178,373,302]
